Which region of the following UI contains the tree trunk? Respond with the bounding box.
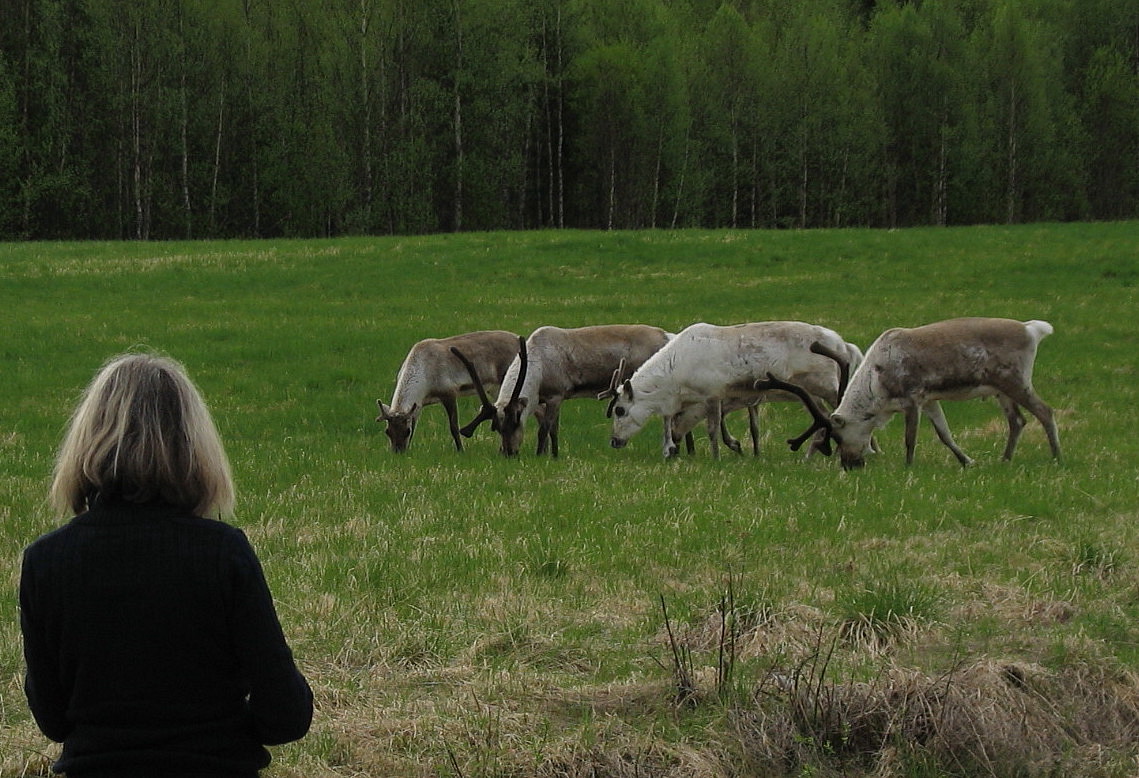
[607,144,616,230]
[1006,80,1018,224]
[935,100,948,226]
[750,135,759,228]
[555,3,565,228]
[131,20,145,239]
[671,132,688,228]
[544,61,554,226]
[360,0,374,219]
[651,128,662,228]
[210,79,225,234]
[180,45,192,239]
[452,0,463,232]
[521,84,533,228]
[730,108,739,228]
[799,141,808,229]
[541,13,554,226]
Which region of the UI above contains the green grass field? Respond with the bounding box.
[3,224,1138,776]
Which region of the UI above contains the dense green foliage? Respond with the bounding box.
[3,0,1138,239]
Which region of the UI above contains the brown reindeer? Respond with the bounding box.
[455,325,672,456]
[376,330,519,452]
[759,318,1062,469]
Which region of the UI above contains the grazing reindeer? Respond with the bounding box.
[762,317,1062,469]
[668,336,863,456]
[599,357,720,456]
[456,325,672,456]
[376,330,520,452]
[607,321,858,458]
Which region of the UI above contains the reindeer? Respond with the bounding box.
[598,357,724,456]
[607,321,858,458]
[665,337,864,457]
[376,330,520,452]
[759,317,1062,469]
[455,324,672,456]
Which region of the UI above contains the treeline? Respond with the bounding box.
[2,0,1138,239]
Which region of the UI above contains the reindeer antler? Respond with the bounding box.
[753,372,834,455]
[597,357,627,418]
[509,335,528,406]
[452,346,497,437]
[809,341,850,400]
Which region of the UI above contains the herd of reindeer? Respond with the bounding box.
[375,318,1063,469]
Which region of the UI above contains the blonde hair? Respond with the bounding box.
[50,352,235,518]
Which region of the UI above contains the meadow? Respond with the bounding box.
[2,224,1138,776]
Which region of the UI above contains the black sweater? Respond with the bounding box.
[20,498,313,777]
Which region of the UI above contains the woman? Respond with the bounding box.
[20,352,313,777]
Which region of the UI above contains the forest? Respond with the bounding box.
[2,0,1138,240]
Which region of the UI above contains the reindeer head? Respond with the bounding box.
[495,396,528,456]
[827,413,880,469]
[599,359,646,448]
[377,400,420,453]
[607,379,654,449]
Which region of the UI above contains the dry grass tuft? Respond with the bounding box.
[731,651,1139,776]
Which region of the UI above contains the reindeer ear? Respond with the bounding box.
[621,379,634,402]
[377,401,392,419]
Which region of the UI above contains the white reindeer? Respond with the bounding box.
[666,338,864,457]
[456,325,672,456]
[599,358,747,455]
[759,317,1062,469]
[376,330,520,452]
[608,321,858,458]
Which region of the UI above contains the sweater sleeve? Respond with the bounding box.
[226,529,314,746]
[19,546,72,743]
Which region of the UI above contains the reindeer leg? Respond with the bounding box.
[666,407,696,456]
[995,395,1026,460]
[1036,405,1062,462]
[535,427,548,455]
[720,410,743,455]
[747,404,760,457]
[442,397,463,452]
[705,398,722,459]
[1003,388,1061,461]
[922,400,972,467]
[536,401,558,456]
[903,403,922,465]
[549,405,561,459]
[662,414,679,459]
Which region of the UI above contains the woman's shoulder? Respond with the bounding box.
[164,511,256,555]
[22,521,77,560]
